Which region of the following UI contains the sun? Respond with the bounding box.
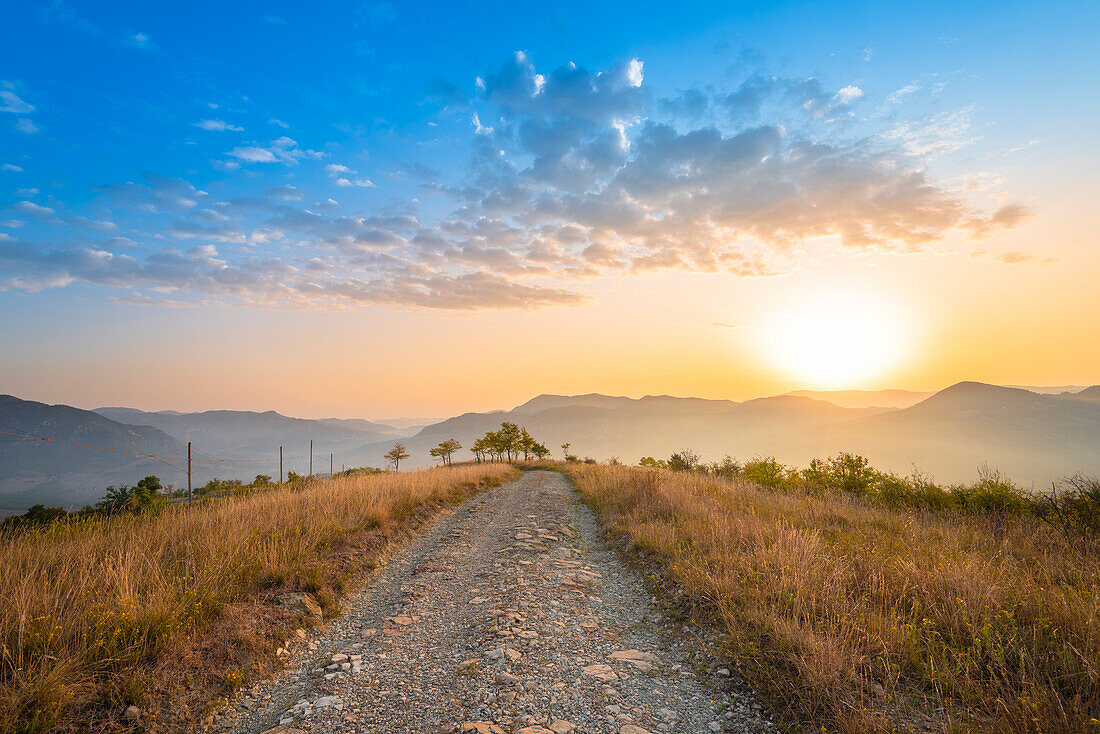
[762,296,908,388]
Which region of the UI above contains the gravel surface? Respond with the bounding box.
[219,470,774,734]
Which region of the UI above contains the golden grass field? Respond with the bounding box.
[0,464,518,733]
[564,463,1100,733]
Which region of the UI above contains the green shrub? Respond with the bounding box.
[743,456,790,488]
[1037,475,1100,541]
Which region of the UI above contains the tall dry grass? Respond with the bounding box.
[566,464,1100,733]
[0,464,517,732]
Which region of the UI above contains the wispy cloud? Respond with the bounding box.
[0,86,35,114]
[128,32,154,50]
[227,137,323,165]
[195,119,244,132]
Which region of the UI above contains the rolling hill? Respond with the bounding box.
[0,395,187,513]
[785,389,933,409]
[93,407,408,461]
[357,383,1100,488]
[4,382,1098,513]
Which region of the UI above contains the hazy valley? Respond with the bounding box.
[3,381,1098,514]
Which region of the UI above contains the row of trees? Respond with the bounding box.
[471,422,550,462]
[380,422,554,471]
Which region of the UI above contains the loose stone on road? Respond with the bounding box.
[222,470,773,733]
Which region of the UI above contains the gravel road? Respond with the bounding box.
[219,470,774,734]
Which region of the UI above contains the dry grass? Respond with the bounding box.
[565,464,1100,733]
[0,464,518,733]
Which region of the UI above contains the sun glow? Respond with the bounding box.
[762,295,909,387]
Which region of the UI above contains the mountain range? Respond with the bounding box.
[1,383,1097,514]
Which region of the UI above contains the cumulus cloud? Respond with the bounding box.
[0,53,1032,311]
[325,163,375,187]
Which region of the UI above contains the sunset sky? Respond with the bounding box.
[1,0,1096,419]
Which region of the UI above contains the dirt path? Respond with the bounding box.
[220,470,774,734]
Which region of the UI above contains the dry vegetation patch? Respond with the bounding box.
[0,464,518,733]
[565,464,1100,733]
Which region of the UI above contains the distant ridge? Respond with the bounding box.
[0,395,186,511]
[1065,385,1100,402]
[4,381,1099,512]
[785,388,932,409]
[93,406,409,460]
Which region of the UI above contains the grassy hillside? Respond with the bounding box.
[565,463,1100,733]
[0,463,518,733]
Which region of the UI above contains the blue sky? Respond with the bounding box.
[1,0,1097,415]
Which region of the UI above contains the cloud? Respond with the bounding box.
[881,108,976,156]
[265,184,305,201]
[2,163,23,172]
[335,177,377,188]
[13,201,56,219]
[886,83,920,105]
[15,119,39,134]
[196,119,244,132]
[93,174,207,212]
[325,163,375,187]
[264,15,287,25]
[0,53,1031,313]
[471,112,493,135]
[0,88,35,114]
[227,137,323,165]
[834,85,864,105]
[971,248,1054,266]
[129,32,154,50]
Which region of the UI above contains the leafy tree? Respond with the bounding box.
[743,456,790,489]
[385,442,410,471]
[471,423,549,463]
[1,504,70,529]
[495,422,522,461]
[470,435,492,463]
[704,455,742,478]
[429,438,462,466]
[517,427,538,460]
[95,475,167,514]
[253,474,273,486]
[639,456,668,469]
[561,443,571,460]
[667,449,700,472]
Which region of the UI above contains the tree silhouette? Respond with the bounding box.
[384,442,410,471]
[470,423,552,463]
[429,438,462,466]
